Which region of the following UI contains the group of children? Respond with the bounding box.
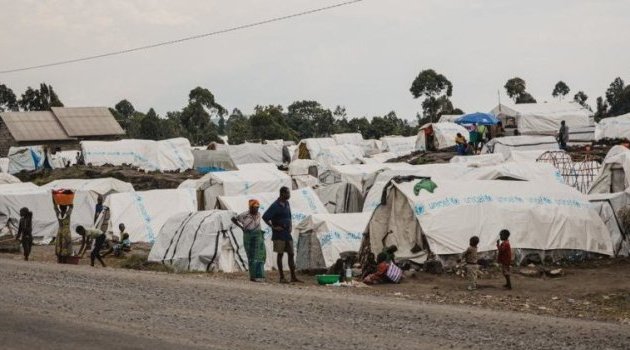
[462,229,512,291]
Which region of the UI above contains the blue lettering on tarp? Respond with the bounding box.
[165,140,187,170]
[527,196,553,205]
[464,194,492,204]
[301,188,319,211]
[319,231,363,247]
[133,193,155,243]
[497,196,525,204]
[428,197,460,210]
[415,204,425,215]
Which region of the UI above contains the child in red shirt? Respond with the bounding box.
[497,229,512,290]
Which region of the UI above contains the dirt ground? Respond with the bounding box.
[2,258,630,350]
[3,246,629,325]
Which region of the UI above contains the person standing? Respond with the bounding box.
[15,207,33,261]
[497,229,512,290]
[462,236,480,291]
[76,226,107,267]
[262,187,301,284]
[469,123,480,154]
[232,199,266,282]
[477,124,488,148]
[55,205,73,263]
[558,120,569,150]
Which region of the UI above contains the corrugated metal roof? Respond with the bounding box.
[0,111,73,141]
[51,107,125,137]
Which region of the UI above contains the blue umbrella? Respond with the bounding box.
[455,112,499,126]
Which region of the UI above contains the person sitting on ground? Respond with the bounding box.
[497,229,512,290]
[363,253,390,285]
[382,245,398,264]
[455,133,468,155]
[101,224,131,258]
[461,236,480,291]
[76,226,107,267]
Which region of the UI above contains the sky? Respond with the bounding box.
[0,0,629,120]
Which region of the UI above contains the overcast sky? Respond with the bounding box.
[1,0,629,120]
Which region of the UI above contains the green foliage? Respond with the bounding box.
[250,105,295,141]
[0,84,18,112]
[139,108,161,140]
[595,96,608,121]
[552,81,570,99]
[515,92,537,104]
[573,91,590,110]
[18,83,64,111]
[226,109,251,145]
[505,77,536,104]
[605,78,630,117]
[410,69,460,122]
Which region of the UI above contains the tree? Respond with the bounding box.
[605,77,625,109]
[18,83,64,111]
[573,91,589,109]
[504,77,537,104]
[179,87,224,145]
[111,99,136,130]
[226,109,251,145]
[504,77,527,100]
[410,69,457,122]
[552,81,570,100]
[0,84,18,112]
[286,100,332,139]
[594,97,608,121]
[218,115,226,135]
[348,117,371,137]
[250,105,295,141]
[139,108,161,140]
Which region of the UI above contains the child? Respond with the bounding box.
[497,229,512,290]
[363,253,389,285]
[462,236,480,291]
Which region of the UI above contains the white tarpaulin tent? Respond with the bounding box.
[42,178,135,234]
[148,210,248,273]
[362,152,398,164]
[323,163,413,193]
[294,138,337,160]
[315,182,364,214]
[105,188,197,243]
[0,158,8,173]
[179,166,292,210]
[588,191,630,257]
[332,133,364,146]
[594,113,630,141]
[228,142,284,166]
[416,123,469,151]
[362,162,564,213]
[192,149,238,174]
[8,146,45,174]
[296,212,371,270]
[368,179,612,261]
[380,136,418,156]
[589,146,630,194]
[491,101,593,135]
[450,154,506,166]
[0,183,59,243]
[314,144,364,169]
[506,149,550,162]
[218,187,328,270]
[361,139,383,156]
[482,135,559,158]
[0,173,21,185]
[81,138,194,172]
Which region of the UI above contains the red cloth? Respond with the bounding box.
[497,240,512,266]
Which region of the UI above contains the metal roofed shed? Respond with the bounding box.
[51,107,125,137]
[0,111,72,142]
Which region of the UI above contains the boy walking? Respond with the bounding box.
[497,229,512,290]
[462,236,480,291]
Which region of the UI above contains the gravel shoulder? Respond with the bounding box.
[1,259,629,350]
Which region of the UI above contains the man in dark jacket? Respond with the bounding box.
[15,207,33,261]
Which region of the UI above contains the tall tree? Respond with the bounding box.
[250,105,295,141]
[226,109,251,145]
[139,108,161,140]
[111,99,136,130]
[286,100,333,139]
[605,77,625,109]
[0,84,18,112]
[573,91,589,109]
[179,87,224,145]
[218,115,226,135]
[410,69,458,122]
[552,81,570,100]
[504,77,536,104]
[594,96,608,121]
[18,83,64,111]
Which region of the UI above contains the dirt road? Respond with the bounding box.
[1,260,628,350]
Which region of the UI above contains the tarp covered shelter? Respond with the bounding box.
[81,138,194,172]
[589,146,630,194]
[0,173,21,185]
[362,162,564,213]
[361,139,383,156]
[217,187,328,270]
[332,133,364,146]
[594,113,630,141]
[450,154,506,166]
[588,191,630,257]
[8,146,45,174]
[296,212,371,270]
[482,135,559,159]
[380,136,418,156]
[416,123,469,151]
[322,163,413,193]
[490,101,593,135]
[0,158,8,173]
[314,144,364,169]
[368,179,612,263]
[192,148,237,174]
[227,142,284,166]
[506,149,550,163]
[315,182,364,214]
[105,188,197,243]
[294,138,337,160]
[0,183,59,243]
[362,152,398,164]
[42,178,135,234]
[178,165,291,210]
[148,210,248,273]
